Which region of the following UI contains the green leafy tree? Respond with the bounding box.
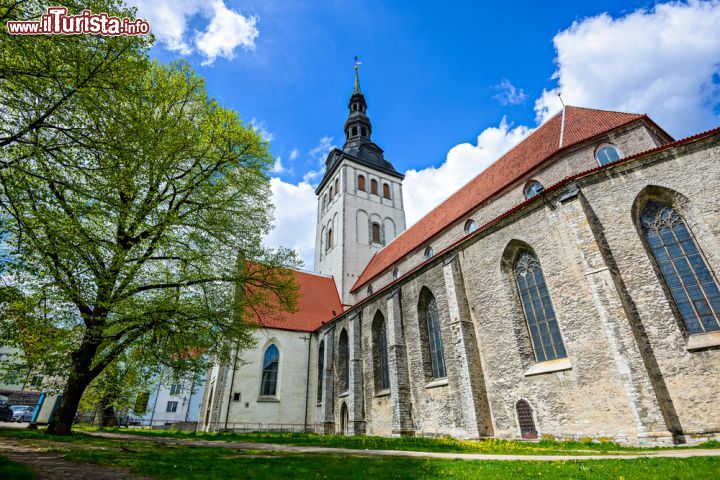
[0,0,150,155]
[0,33,298,434]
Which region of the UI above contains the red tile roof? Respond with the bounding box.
[250,269,342,332]
[351,106,651,292]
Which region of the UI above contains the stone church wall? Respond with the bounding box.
[317,131,720,445]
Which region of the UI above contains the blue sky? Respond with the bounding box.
[146,0,656,182]
[132,0,720,267]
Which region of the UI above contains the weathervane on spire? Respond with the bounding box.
[352,56,362,94]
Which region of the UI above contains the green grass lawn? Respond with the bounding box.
[1,427,720,479]
[74,426,720,455]
[0,455,36,479]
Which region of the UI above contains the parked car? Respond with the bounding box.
[10,405,35,423]
[0,400,12,422]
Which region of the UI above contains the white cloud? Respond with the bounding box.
[403,119,532,225]
[271,156,286,174]
[534,1,720,137]
[128,0,258,65]
[309,136,336,164]
[289,148,300,161]
[494,79,527,105]
[301,136,337,186]
[195,1,259,66]
[265,178,317,268]
[249,118,274,142]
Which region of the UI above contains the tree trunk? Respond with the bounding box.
[45,370,92,435]
[46,337,100,435]
[98,392,118,428]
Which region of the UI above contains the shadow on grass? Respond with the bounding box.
[0,455,36,480]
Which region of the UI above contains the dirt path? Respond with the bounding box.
[0,437,152,480]
[87,431,720,462]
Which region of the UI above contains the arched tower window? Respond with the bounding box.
[326,228,333,252]
[260,344,279,397]
[639,200,720,334]
[419,289,446,379]
[338,329,349,393]
[383,183,391,199]
[373,312,390,392]
[334,178,340,196]
[371,222,381,243]
[329,186,333,199]
[358,175,366,191]
[516,400,538,439]
[317,340,324,403]
[595,144,622,166]
[513,250,567,362]
[370,179,378,195]
[322,194,327,211]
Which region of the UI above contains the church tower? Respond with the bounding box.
[314,67,406,305]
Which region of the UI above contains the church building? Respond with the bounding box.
[199,69,720,445]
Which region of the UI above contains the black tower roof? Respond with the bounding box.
[315,67,403,194]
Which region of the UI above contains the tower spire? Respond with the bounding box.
[344,57,371,149]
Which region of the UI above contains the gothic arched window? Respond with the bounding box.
[371,222,381,243]
[514,251,567,362]
[326,228,333,252]
[640,200,720,334]
[317,340,324,403]
[329,186,333,199]
[383,183,391,199]
[370,179,378,195]
[373,312,390,392]
[392,267,399,279]
[322,194,327,211]
[260,344,279,397]
[420,290,446,379]
[595,144,621,166]
[358,175,366,192]
[334,178,340,196]
[338,329,349,393]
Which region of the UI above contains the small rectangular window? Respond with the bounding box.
[166,401,178,413]
[233,392,241,402]
[169,384,181,395]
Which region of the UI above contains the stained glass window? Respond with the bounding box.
[514,251,567,362]
[640,201,720,334]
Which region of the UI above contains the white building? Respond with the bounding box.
[137,372,205,426]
